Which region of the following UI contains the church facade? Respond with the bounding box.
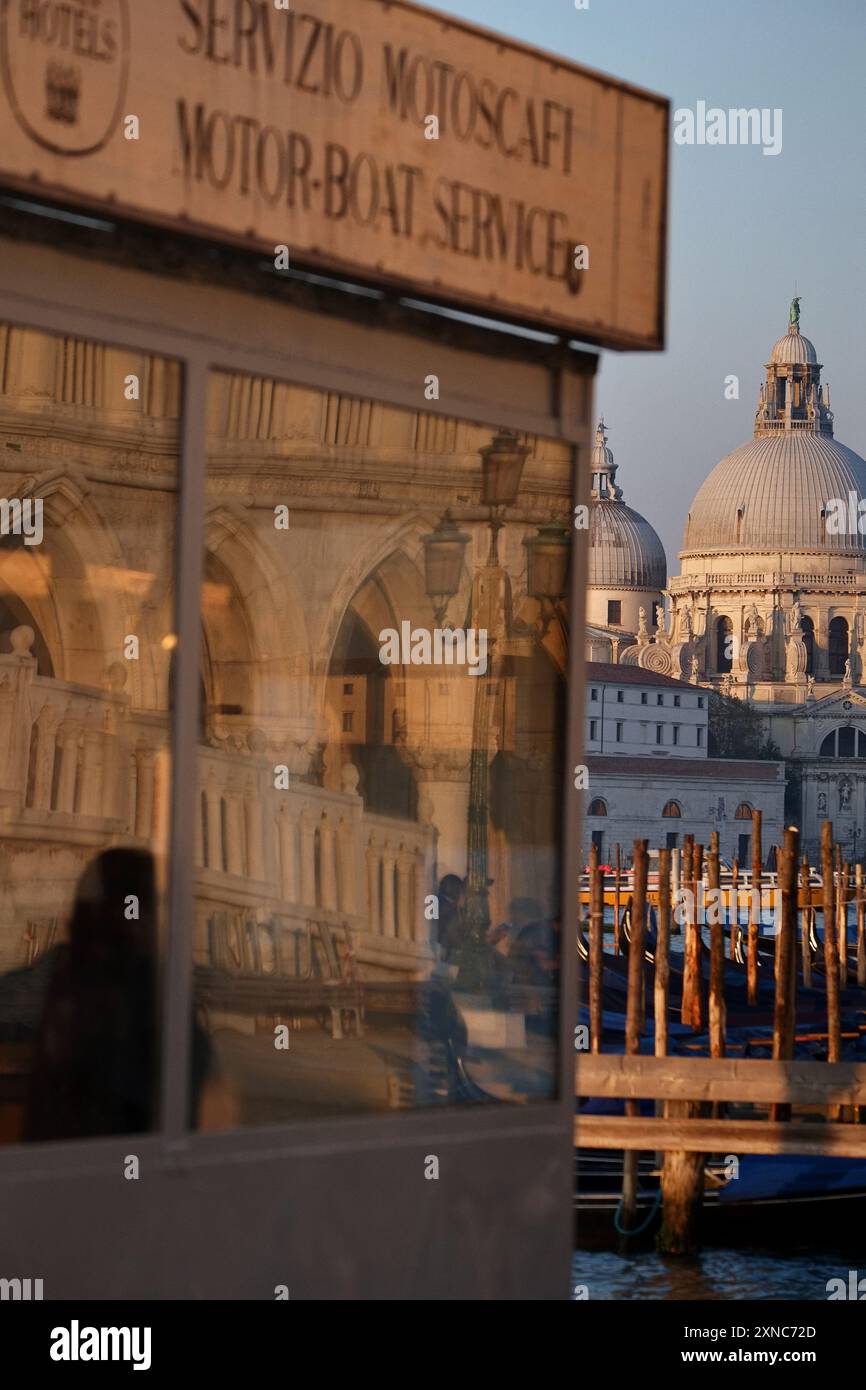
[594,305,866,862]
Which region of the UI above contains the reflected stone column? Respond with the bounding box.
[402,749,472,883]
[396,850,413,940]
[381,842,396,937]
[299,809,317,906]
[244,779,264,882]
[56,720,81,814]
[366,839,381,935]
[205,777,222,872]
[278,806,298,902]
[79,718,104,817]
[224,792,245,876]
[319,814,337,912]
[30,703,60,811]
[134,746,155,838]
[337,817,356,914]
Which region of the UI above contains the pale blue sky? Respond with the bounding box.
[431,0,866,568]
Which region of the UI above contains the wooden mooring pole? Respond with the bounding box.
[619,839,648,1243]
[730,857,739,961]
[654,848,672,1170]
[857,861,866,989]
[838,854,849,992]
[771,826,798,1122]
[821,820,842,1067]
[660,841,704,1254]
[613,842,621,956]
[708,843,725,1061]
[748,809,762,1005]
[681,840,703,1030]
[588,843,603,1055]
[654,848,671,1061]
[800,853,813,990]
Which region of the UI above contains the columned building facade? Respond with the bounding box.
[633,308,866,859]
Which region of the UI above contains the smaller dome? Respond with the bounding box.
[588,419,667,589]
[589,503,667,591]
[769,327,818,366]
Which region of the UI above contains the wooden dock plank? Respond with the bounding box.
[577,1053,866,1106]
[576,1114,866,1157]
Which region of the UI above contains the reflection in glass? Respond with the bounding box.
[195,376,570,1124]
[0,325,179,1143]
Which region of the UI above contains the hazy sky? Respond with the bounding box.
[432,0,866,569]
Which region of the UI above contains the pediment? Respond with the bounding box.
[796,688,866,719]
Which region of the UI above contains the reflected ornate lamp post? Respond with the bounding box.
[421,511,469,625]
[479,429,530,564]
[460,430,529,989]
[523,522,570,634]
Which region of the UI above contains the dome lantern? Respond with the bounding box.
[590,418,623,500]
[755,300,833,438]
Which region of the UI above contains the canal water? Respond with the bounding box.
[571,1246,866,1300]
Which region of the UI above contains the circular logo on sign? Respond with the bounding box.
[1,0,130,157]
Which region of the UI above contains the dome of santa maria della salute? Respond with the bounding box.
[681,310,866,561]
[587,421,667,590]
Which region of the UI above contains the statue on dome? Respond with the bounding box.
[789,296,802,329]
[790,596,803,632]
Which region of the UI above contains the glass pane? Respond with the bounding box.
[0,323,179,1143]
[193,373,569,1125]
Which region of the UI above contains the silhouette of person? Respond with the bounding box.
[20,848,225,1141]
[434,874,466,964]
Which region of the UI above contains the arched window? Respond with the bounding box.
[829,617,849,676]
[716,616,733,674]
[0,595,54,677]
[820,728,866,758]
[587,798,607,816]
[662,800,682,818]
[801,615,815,675]
[735,802,753,819]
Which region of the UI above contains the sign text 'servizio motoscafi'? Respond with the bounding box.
[0,0,669,347]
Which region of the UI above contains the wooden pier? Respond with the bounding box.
[576,814,866,1254]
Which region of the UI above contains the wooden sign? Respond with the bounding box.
[0,0,668,348]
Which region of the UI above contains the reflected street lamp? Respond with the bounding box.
[422,511,470,625]
[524,521,570,634]
[459,431,529,990]
[479,429,529,565]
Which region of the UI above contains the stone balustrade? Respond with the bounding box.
[195,750,437,976]
[669,572,863,592]
[0,644,437,977]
